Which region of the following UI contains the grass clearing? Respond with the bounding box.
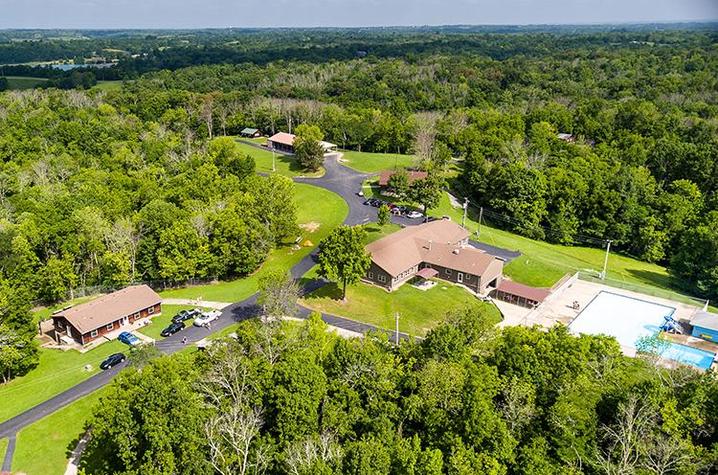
[3,76,48,89]
[340,150,415,173]
[160,183,348,302]
[0,339,126,424]
[93,80,123,91]
[235,139,324,177]
[0,438,7,467]
[301,273,498,336]
[12,388,108,475]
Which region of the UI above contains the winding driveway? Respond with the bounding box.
[0,153,518,471]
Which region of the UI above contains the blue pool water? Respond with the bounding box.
[569,291,715,370]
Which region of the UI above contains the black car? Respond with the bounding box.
[100,353,126,370]
[370,199,383,208]
[161,321,185,337]
[172,309,199,324]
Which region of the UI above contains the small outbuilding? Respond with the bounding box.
[493,280,551,309]
[691,311,718,342]
[51,285,162,346]
[240,127,262,138]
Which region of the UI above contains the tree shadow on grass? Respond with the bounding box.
[301,281,343,301]
[625,268,675,292]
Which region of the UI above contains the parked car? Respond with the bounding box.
[390,207,402,215]
[356,190,364,197]
[172,308,200,324]
[370,199,382,208]
[194,310,221,327]
[161,321,185,337]
[407,211,424,219]
[118,331,141,346]
[100,352,126,370]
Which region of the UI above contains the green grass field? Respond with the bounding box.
[93,80,123,91]
[340,150,416,173]
[160,183,348,302]
[136,304,209,340]
[300,272,499,336]
[12,388,108,475]
[3,76,48,90]
[0,438,7,467]
[235,139,324,177]
[0,339,126,424]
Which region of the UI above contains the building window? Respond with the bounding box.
[368,272,374,279]
[57,321,65,330]
[378,274,386,283]
[133,312,140,319]
[90,329,98,338]
[148,306,155,315]
[445,268,452,275]
[106,323,114,331]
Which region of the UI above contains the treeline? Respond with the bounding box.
[81,310,718,474]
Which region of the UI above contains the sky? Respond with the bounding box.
[0,0,716,29]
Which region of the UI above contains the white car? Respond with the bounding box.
[193,310,221,327]
[407,211,424,219]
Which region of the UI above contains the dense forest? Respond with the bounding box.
[81,309,718,474]
[0,88,297,381]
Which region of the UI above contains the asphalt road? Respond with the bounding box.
[0,153,515,470]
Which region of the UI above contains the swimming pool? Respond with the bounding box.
[569,291,715,370]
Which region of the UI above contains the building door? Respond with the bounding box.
[457,272,464,283]
[122,316,128,326]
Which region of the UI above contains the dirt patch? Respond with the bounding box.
[299,221,321,233]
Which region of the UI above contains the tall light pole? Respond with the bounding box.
[272,148,276,172]
[601,240,612,280]
[462,197,469,229]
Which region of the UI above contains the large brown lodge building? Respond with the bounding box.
[364,219,550,308]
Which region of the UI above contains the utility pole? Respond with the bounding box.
[395,312,400,345]
[272,148,276,172]
[462,197,469,229]
[601,240,612,280]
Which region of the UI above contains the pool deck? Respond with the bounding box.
[495,278,714,364]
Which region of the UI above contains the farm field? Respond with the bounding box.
[3,76,49,89]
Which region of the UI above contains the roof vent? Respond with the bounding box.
[453,248,460,255]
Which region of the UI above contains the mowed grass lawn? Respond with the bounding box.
[12,388,109,475]
[160,183,348,302]
[0,438,7,466]
[0,339,126,424]
[300,273,499,336]
[137,304,211,340]
[431,193,683,298]
[235,139,324,177]
[340,150,415,173]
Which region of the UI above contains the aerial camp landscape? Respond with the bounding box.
[0,2,717,473]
